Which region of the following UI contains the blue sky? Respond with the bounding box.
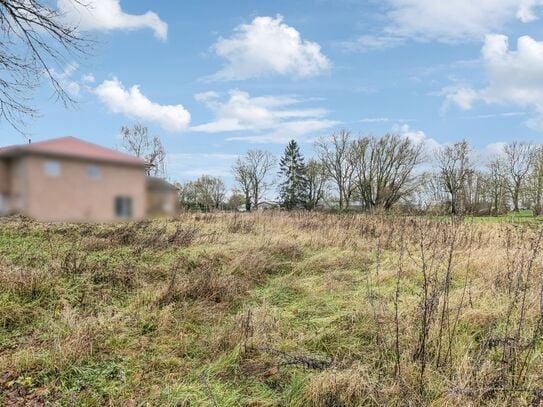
[3,0,543,184]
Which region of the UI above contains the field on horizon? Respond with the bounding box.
[1,212,543,406]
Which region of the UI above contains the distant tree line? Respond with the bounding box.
[423,140,543,216]
[177,175,227,211]
[133,124,543,216]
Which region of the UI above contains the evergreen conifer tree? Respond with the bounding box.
[278,140,308,209]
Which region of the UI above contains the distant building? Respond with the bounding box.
[146,177,179,216]
[316,199,365,211]
[256,201,280,211]
[0,136,176,222]
[236,200,280,212]
[316,198,339,210]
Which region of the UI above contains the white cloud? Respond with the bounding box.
[390,124,510,170]
[476,111,526,118]
[386,0,532,42]
[210,15,330,80]
[50,63,82,96]
[393,124,514,167]
[358,117,391,123]
[467,142,508,165]
[57,0,168,40]
[339,35,406,52]
[344,0,543,49]
[191,89,337,143]
[517,0,543,22]
[526,116,543,130]
[94,78,190,132]
[81,73,96,84]
[226,119,337,144]
[482,142,506,158]
[394,123,442,154]
[444,87,479,110]
[445,34,543,129]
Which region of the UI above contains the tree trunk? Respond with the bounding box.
[513,189,520,212]
[254,185,259,210]
[492,196,498,216]
[245,193,251,212]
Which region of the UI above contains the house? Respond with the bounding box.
[256,200,280,211]
[316,199,367,211]
[237,204,248,212]
[0,136,149,222]
[315,198,337,210]
[236,201,280,212]
[146,176,179,216]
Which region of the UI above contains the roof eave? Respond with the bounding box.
[0,149,146,167]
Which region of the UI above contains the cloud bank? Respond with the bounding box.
[191,89,337,143]
[344,0,543,51]
[94,78,190,132]
[57,0,168,40]
[210,15,330,80]
[445,34,543,130]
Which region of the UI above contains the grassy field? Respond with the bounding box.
[1,212,543,406]
[465,210,543,224]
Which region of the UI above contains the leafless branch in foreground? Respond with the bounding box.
[0,0,90,133]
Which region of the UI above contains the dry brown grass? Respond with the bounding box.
[0,212,542,406]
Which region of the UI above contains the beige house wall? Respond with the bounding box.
[0,158,25,214]
[0,160,9,194]
[21,155,146,222]
[9,158,26,214]
[147,190,178,216]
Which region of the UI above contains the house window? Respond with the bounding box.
[87,165,101,179]
[115,197,133,219]
[44,160,60,177]
[0,194,7,215]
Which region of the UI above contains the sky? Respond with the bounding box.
[3,0,543,185]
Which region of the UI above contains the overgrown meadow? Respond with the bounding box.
[1,213,543,406]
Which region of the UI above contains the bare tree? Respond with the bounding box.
[175,181,192,209]
[232,150,276,210]
[120,124,167,177]
[180,175,225,210]
[305,159,328,210]
[352,134,423,211]
[246,150,276,209]
[461,170,487,215]
[232,158,253,211]
[485,158,508,216]
[226,192,246,211]
[0,0,89,131]
[527,146,543,216]
[195,175,226,210]
[501,142,536,212]
[436,140,472,215]
[415,171,449,213]
[315,130,356,209]
[207,176,227,210]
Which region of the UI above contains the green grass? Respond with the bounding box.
[0,213,542,405]
[465,209,543,223]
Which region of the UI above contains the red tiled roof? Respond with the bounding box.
[0,136,146,166]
